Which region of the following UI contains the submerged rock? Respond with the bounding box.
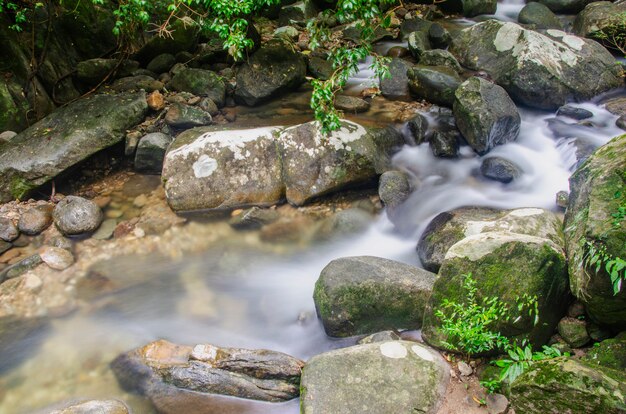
[0,93,148,202]
[564,134,626,330]
[39,246,74,270]
[453,77,521,155]
[300,341,449,413]
[451,20,623,109]
[235,40,306,106]
[47,399,130,414]
[509,358,626,413]
[111,339,303,406]
[53,196,103,236]
[313,256,436,337]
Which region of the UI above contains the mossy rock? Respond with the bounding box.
[168,68,225,107]
[0,79,28,132]
[510,358,626,413]
[583,335,626,370]
[422,232,570,352]
[313,256,435,337]
[564,134,626,330]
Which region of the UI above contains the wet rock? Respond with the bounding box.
[556,105,593,120]
[313,256,436,337]
[510,358,626,413]
[198,98,219,116]
[564,134,626,330]
[0,254,43,281]
[235,40,306,106]
[357,330,401,344]
[557,317,590,348]
[518,2,563,30]
[378,170,411,210]
[300,341,449,413]
[428,23,451,49]
[406,113,429,145]
[616,115,626,131]
[451,20,623,110]
[407,31,431,60]
[312,208,373,241]
[229,207,280,230]
[308,56,334,81]
[47,236,73,251]
[422,228,570,352]
[48,399,130,414]
[53,196,103,236]
[146,53,176,74]
[556,191,569,208]
[18,204,54,235]
[0,93,148,202]
[408,65,462,107]
[0,217,19,242]
[280,121,403,206]
[134,132,173,174]
[380,58,411,101]
[386,46,409,58]
[334,95,370,113]
[76,58,138,86]
[454,77,520,155]
[111,339,303,405]
[480,156,522,183]
[165,103,212,129]
[419,50,462,73]
[430,130,459,158]
[417,206,563,273]
[146,90,165,111]
[39,246,75,270]
[573,1,626,37]
[0,240,10,255]
[582,335,626,370]
[400,17,432,38]
[168,68,226,107]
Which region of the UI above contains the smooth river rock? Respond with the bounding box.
[53,196,103,236]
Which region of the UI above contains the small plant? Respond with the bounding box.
[494,344,566,384]
[584,240,626,295]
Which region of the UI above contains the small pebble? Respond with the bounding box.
[18,204,54,235]
[457,361,473,376]
[92,219,117,240]
[40,246,75,270]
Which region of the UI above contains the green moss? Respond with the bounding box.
[10,177,37,200]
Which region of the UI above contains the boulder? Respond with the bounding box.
[76,58,138,86]
[378,170,412,210]
[111,340,303,406]
[134,132,173,174]
[235,40,306,106]
[308,56,334,80]
[518,2,563,30]
[438,0,497,17]
[429,131,459,158]
[300,341,449,413]
[556,105,593,120]
[135,17,198,64]
[278,1,318,26]
[408,66,462,107]
[380,58,411,101]
[146,53,176,74]
[164,103,212,129]
[407,31,431,60]
[162,126,284,211]
[557,317,590,348]
[334,95,370,113]
[407,113,429,145]
[0,92,148,202]
[573,1,626,38]
[418,207,564,273]
[47,399,130,414]
[313,256,436,337]
[537,0,596,14]
[421,230,570,351]
[0,79,28,132]
[509,359,626,413]
[109,76,163,93]
[279,121,403,206]
[450,20,623,110]
[419,50,462,73]
[582,335,626,370]
[564,134,626,330]
[428,23,452,49]
[53,196,103,236]
[453,77,521,155]
[480,156,523,183]
[400,17,432,38]
[168,69,226,107]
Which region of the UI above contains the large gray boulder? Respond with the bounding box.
[573,1,626,38]
[408,66,462,107]
[300,341,449,414]
[450,20,623,110]
[235,40,306,106]
[0,93,148,202]
[509,358,626,413]
[112,340,303,411]
[162,126,284,211]
[313,256,436,337]
[453,77,521,155]
[564,134,626,330]
[380,58,411,100]
[518,2,563,30]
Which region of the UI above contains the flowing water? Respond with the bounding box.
[1,10,625,414]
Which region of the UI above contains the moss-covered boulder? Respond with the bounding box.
[518,2,563,30]
[279,121,403,206]
[450,20,623,109]
[573,1,626,38]
[300,341,449,413]
[168,68,226,107]
[235,40,306,106]
[418,207,564,272]
[408,65,462,107]
[422,231,570,351]
[453,77,520,155]
[583,334,626,370]
[509,358,626,413]
[0,92,148,203]
[564,134,626,330]
[313,256,436,337]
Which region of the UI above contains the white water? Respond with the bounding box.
[493,0,525,22]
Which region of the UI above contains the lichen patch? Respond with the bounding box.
[380,342,408,359]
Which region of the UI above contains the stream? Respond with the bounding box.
[0,4,624,413]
